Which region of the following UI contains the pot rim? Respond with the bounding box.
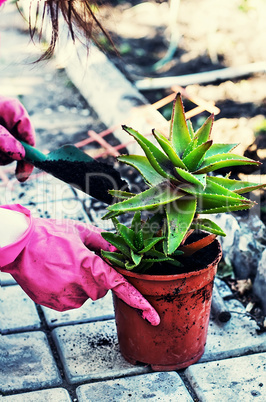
[115,238,222,282]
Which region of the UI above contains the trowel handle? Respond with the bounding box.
[20,141,47,163]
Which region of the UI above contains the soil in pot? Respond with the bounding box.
[113,238,222,371]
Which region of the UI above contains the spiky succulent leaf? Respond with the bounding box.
[142,252,176,263]
[196,194,254,213]
[204,143,238,158]
[108,183,184,212]
[170,93,191,156]
[101,232,131,257]
[122,126,177,181]
[135,230,144,250]
[116,223,138,251]
[101,250,126,268]
[174,167,206,189]
[182,140,213,171]
[130,249,143,266]
[152,129,187,169]
[194,114,214,146]
[101,210,123,220]
[117,155,163,185]
[131,211,141,233]
[187,119,195,139]
[191,218,226,236]
[164,197,197,254]
[111,217,120,232]
[196,153,261,174]
[141,213,163,240]
[181,177,254,212]
[182,135,197,159]
[201,176,248,200]
[208,176,266,194]
[108,189,135,199]
[125,261,138,270]
[140,236,165,253]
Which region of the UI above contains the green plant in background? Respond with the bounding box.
[102,94,264,272]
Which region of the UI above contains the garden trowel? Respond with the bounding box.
[20,141,128,204]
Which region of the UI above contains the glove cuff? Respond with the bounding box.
[0,204,34,266]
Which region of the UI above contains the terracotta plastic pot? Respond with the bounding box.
[113,239,222,371]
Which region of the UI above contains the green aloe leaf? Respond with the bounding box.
[196,193,254,213]
[170,93,191,156]
[122,126,177,181]
[182,135,198,159]
[181,177,253,212]
[141,253,175,263]
[203,177,247,200]
[116,224,138,251]
[131,211,142,233]
[108,189,135,199]
[197,201,255,214]
[117,155,163,185]
[101,250,126,268]
[208,176,266,194]
[164,197,197,254]
[130,249,143,266]
[140,236,165,253]
[194,114,214,146]
[108,183,184,212]
[125,261,138,270]
[187,119,195,139]
[135,230,144,250]
[152,129,187,169]
[195,153,261,174]
[182,140,213,171]
[175,167,206,189]
[101,210,123,220]
[141,213,163,240]
[101,232,131,257]
[204,143,238,158]
[191,218,226,236]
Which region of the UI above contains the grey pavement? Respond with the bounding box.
[1,3,266,401]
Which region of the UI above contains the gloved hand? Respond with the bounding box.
[0,204,160,326]
[0,0,7,6]
[0,96,35,182]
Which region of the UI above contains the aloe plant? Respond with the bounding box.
[101,211,183,272]
[102,94,264,272]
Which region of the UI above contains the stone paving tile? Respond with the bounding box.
[201,298,266,363]
[76,372,194,402]
[1,174,81,213]
[0,285,41,334]
[0,272,16,286]
[42,292,114,328]
[2,388,71,401]
[52,320,151,384]
[0,331,62,393]
[185,352,266,401]
[0,173,95,224]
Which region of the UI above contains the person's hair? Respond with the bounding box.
[27,0,113,60]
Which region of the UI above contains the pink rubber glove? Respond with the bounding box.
[0,205,160,326]
[0,0,7,6]
[0,96,35,182]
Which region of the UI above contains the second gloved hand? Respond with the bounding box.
[0,96,35,181]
